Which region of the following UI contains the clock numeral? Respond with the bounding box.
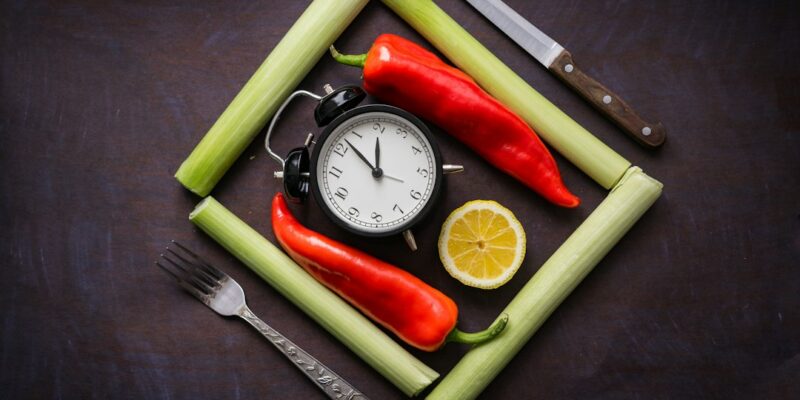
[329,166,343,179]
[351,130,362,139]
[416,167,428,178]
[333,143,348,157]
[370,212,383,222]
[334,187,348,201]
[411,146,421,155]
[372,122,385,134]
[393,204,404,214]
[348,207,360,217]
[395,128,408,139]
[410,190,422,200]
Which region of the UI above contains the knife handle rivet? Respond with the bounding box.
[564,64,574,73]
[642,127,652,136]
[602,95,612,104]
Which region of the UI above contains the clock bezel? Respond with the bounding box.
[309,104,443,238]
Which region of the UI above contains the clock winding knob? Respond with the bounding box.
[443,164,465,174]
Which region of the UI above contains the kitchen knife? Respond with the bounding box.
[467,0,665,148]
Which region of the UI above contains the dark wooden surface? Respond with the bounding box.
[2,1,798,399]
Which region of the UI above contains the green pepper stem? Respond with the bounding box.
[330,45,367,68]
[446,313,509,346]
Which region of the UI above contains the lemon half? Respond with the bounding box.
[438,200,526,289]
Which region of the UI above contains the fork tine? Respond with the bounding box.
[155,260,181,281]
[156,256,212,297]
[172,240,226,280]
[171,239,200,258]
[187,274,215,294]
[160,251,216,294]
[195,258,226,281]
[161,252,190,274]
[165,247,222,287]
[165,248,218,286]
[178,279,210,302]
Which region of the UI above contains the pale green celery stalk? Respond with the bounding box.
[175,0,369,196]
[427,167,662,400]
[380,0,630,189]
[189,197,438,396]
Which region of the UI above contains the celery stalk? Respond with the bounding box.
[175,0,369,196]
[380,0,630,189]
[189,197,438,396]
[426,167,662,400]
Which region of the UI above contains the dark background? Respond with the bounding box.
[1,0,798,398]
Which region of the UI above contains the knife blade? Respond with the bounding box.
[467,0,665,148]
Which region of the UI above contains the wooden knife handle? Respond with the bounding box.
[550,50,665,148]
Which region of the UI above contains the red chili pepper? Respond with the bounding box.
[271,193,507,351]
[331,33,580,208]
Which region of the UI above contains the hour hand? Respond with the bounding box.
[344,139,376,170]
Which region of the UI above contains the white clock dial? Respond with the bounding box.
[314,110,438,235]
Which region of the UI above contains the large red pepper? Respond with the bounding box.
[271,193,507,351]
[331,33,580,208]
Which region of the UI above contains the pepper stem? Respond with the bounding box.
[446,313,509,346]
[329,45,367,68]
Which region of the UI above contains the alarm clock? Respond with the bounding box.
[265,84,463,250]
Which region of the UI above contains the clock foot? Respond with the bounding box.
[403,230,418,252]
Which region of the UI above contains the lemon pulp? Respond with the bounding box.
[438,200,526,289]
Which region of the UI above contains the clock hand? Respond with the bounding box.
[375,137,381,170]
[381,173,404,183]
[344,139,377,171]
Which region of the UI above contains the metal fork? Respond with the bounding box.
[156,241,367,400]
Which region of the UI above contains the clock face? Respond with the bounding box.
[312,107,441,236]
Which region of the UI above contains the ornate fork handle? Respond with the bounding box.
[239,306,368,400]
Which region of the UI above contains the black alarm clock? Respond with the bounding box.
[266,85,463,250]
